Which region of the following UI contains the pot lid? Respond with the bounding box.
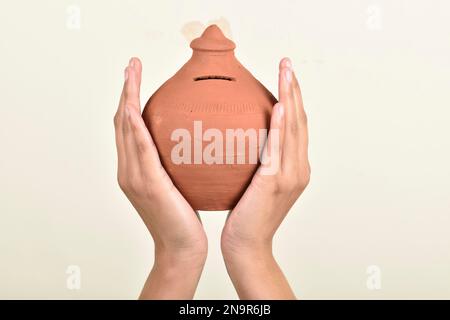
[190,25,236,52]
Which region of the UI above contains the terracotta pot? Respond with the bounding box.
[142,25,276,210]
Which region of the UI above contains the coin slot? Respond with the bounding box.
[194,75,236,81]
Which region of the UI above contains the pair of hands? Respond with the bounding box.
[114,57,310,299]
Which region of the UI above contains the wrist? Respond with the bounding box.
[221,229,273,261]
[154,242,207,272]
[221,238,273,271]
[221,236,295,299]
[139,245,207,300]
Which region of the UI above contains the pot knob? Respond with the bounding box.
[190,24,236,52]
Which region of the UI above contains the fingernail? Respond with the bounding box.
[124,68,128,81]
[285,69,292,83]
[285,58,292,69]
[129,58,135,67]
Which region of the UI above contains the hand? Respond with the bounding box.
[221,58,310,299]
[114,58,207,299]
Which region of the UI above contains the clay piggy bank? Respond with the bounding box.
[142,25,276,210]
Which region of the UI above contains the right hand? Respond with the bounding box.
[221,58,310,299]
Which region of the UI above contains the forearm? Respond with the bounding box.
[139,247,206,300]
[223,245,296,300]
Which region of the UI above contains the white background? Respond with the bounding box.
[1,0,449,299]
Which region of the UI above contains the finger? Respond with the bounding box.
[129,57,142,97]
[123,62,141,112]
[127,106,165,181]
[123,106,142,185]
[116,58,140,125]
[292,72,309,158]
[278,58,297,134]
[114,113,127,178]
[114,67,131,179]
[292,72,305,122]
[278,57,298,168]
[258,102,284,176]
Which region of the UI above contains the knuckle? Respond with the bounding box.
[124,101,139,111]
[287,177,300,191]
[127,179,142,195]
[124,109,139,130]
[298,174,310,189]
[268,162,311,196]
[296,165,311,189]
[136,139,148,154]
[289,123,298,135]
[128,175,143,194]
[268,180,281,194]
[117,174,128,192]
[113,113,120,127]
[130,117,140,132]
[117,173,144,196]
[300,111,308,126]
[125,100,137,108]
[278,172,308,193]
[270,178,289,195]
[132,129,149,151]
[294,79,301,91]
